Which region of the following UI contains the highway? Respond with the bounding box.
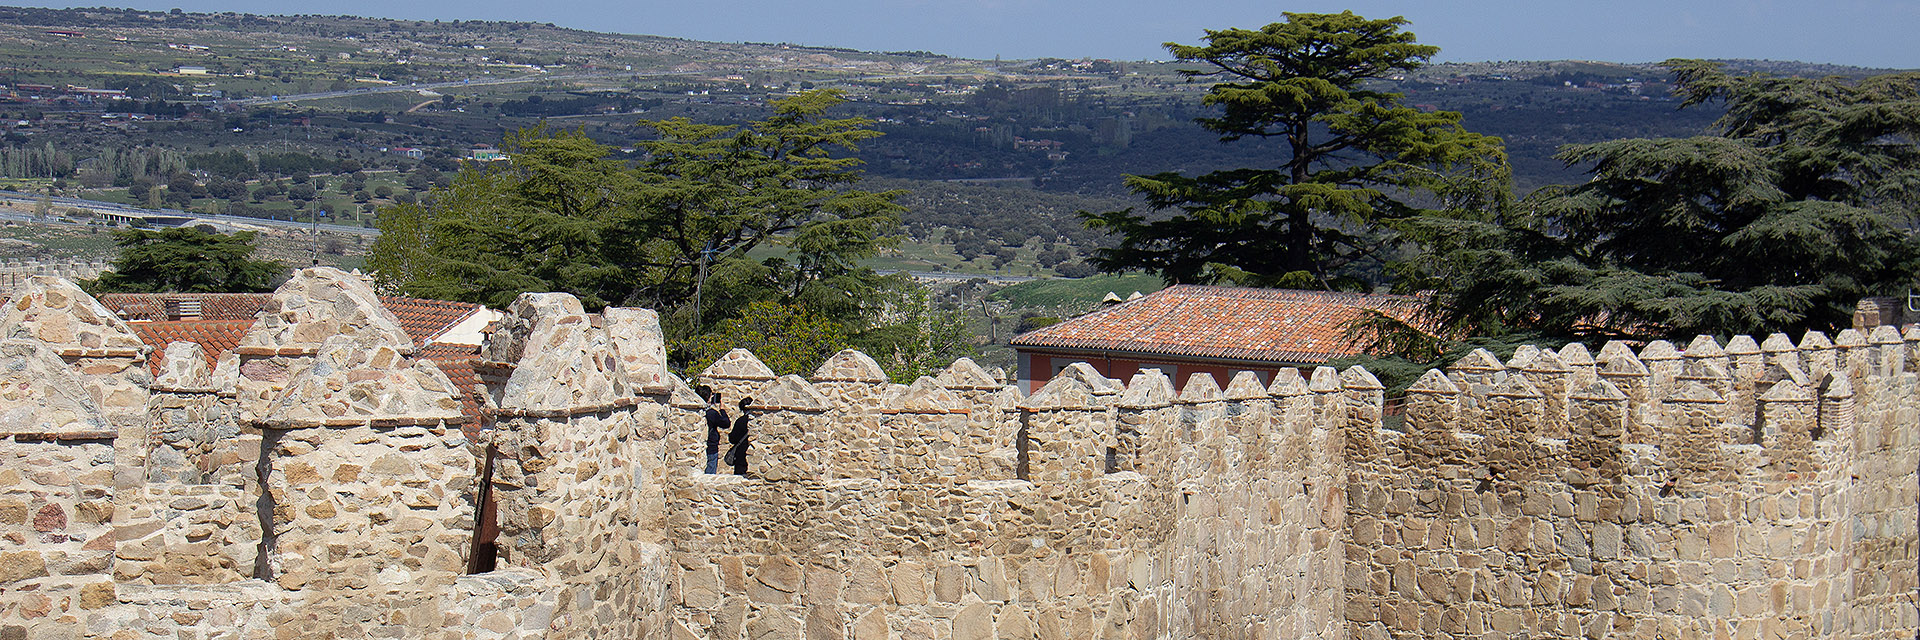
[0,193,1063,283]
[222,70,704,106]
[216,66,1103,108]
[0,190,378,236]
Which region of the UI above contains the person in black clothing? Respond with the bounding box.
[724,397,752,476]
[696,386,727,474]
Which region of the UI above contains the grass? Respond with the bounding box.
[0,189,372,272]
[0,222,122,260]
[76,175,406,228]
[989,273,1164,308]
[0,215,368,270]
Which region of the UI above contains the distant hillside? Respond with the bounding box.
[0,5,1903,275]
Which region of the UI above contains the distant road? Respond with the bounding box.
[218,66,1104,107]
[0,190,377,236]
[941,177,1035,185]
[0,193,1062,282]
[880,270,1036,284]
[221,70,665,106]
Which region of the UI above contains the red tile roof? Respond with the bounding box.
[101,291,484,398]
[418,342,488,437]
[378,296,483,346]
[127,320,254,375]
[99,292,480,347]
[98,293,270,322]
[126,318,490,427]
[1010,285,1429,365]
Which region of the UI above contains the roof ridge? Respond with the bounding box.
[1168,284,1422,302]
[1009,284,1430,366]
[1009,282,1170,346]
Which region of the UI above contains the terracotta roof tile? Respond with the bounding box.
[98,293,270,322]
[417,343,488,437]
[1009,285,1429,365]
[102,291,491,435]
[127,320,254,375]
[100,292,480,348]
[379,296,483,346]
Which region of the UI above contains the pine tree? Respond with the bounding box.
[1403,61,1920,340]
[1081,12,1508,290]
[368,89,903,326]
[89,228,284,293]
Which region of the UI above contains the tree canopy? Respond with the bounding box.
[368,89,903,330]
[1403,61,1920,341]
[367,89,963,372]
[88,227,283,294]
[1081,11,1509,290]
[677,300,851,377]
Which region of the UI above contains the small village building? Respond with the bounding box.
[466,145,508,162]
[1009,284,1428,393]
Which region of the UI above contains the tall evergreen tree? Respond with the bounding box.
[368,89,903,328]
[89,228,283,293]
[1082,12,1508,290]
[1403,61,1920,341]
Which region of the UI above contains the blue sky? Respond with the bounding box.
[21,0,1920,68]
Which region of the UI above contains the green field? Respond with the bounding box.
[0,214,369,272]
[989,273,1164,308]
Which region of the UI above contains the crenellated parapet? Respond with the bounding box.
[1019,362,1119,484]
[1381,333,1887,486]
[0,269,1915,640]
[810,349,893,480]
[696,347,775,410]
[0,277,153,489]
[487,292,632,418]
[882,377,969,483]
[936,357,1020,480]
[1345,329,1915,640]
[478,290,671,638]
[236,268,412,356]
[605,307,671,394]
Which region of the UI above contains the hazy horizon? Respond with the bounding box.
[9,1,1919,69]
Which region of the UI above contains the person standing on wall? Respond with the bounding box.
[724,396,752,476]
[696,385,728,474]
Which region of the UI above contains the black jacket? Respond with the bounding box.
[705,408,727,448]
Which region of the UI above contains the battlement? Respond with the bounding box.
[666,327,1913,497]
[0,270,1912,640]
[1385,332,1888,486]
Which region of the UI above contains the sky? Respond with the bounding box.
[20,0,1920,68]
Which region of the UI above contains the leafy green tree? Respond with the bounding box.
[1404,61,1920,341]
[849,282,979,383]
[206,177,247,200]
[88,228,284,293]
[369,89,902,331]
[1082,12,1508,289]
[127,178,153,201]
[186,150,254,178]
[676,300,851,377]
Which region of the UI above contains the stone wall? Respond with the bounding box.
[0,436,117,639]
[1341,335,1915,640]
[0,269,1914,640]
[484,291,674,639]
[0,260,110,303]
[669,359,1171,640]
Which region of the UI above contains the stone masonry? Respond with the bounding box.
[0,267,1914,639]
